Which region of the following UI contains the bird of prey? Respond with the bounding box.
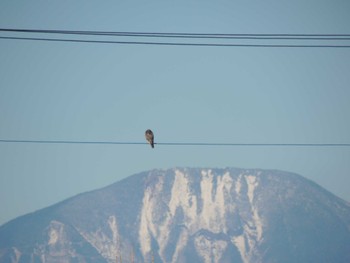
[145,129,154,148]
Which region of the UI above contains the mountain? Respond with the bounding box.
[1,167,350,263]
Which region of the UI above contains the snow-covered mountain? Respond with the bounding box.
[1,167,350,263]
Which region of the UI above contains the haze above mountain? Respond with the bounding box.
[1,167,350,263]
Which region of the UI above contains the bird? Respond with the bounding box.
[145,129,155,148]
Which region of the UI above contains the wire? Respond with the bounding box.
[0,139,145,145]
[1,28,350,48]
[157,143,350,147]
[1,139,349,147]
[1,36,350,48]
[1,28,350,40]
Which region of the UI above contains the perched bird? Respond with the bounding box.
[145,129,155,148]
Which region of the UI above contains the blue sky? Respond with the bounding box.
[1,0,350,225]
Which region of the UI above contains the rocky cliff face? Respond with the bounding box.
[1,167,350,263]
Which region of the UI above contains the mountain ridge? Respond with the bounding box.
[1,167,350,263]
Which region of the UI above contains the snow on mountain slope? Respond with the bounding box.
[1,167,350,263]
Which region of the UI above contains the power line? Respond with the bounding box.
[1,36,350,48]
[157,142,350,147]
[1,28,350,48]
[0,139,145,145]
[1,139,349,147]
[1,28,350,40]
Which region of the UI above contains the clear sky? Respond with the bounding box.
[1,0,349,226]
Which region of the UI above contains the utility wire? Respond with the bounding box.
[1,28,350,48]
[1,139,349,147]
[1,36,350,48]
[0,139,145,145]
[1,28,350,40]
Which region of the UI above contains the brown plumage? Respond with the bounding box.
[145,129,154,148]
